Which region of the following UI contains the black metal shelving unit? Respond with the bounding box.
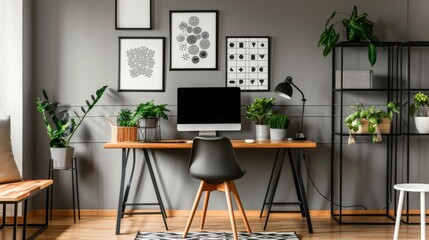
[397,41,429,224]
[331,41,401,224]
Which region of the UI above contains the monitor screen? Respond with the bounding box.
[177,87,241,136]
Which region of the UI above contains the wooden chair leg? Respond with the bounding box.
[231,182,252,233]
[200,191,210,229]
[224,181,238,240]
[183,181,205,238]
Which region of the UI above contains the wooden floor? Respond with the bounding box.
[0,211,424,239]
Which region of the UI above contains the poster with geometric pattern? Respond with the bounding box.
[226,37,270,91]
[170,11,218,70]
[118,37,165,92]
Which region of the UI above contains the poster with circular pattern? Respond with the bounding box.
[170,11,218,70]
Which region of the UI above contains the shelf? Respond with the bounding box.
[331,42,400,225]
[402,41,429,47]
[335,41,402,47]
[334,132,401,136]
[333,88,400,92]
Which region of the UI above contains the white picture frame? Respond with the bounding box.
[116,0,152,29]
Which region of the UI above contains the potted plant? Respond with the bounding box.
[37,85,108,169]
[115,109,139,142]
[318,6,380,66]
[245,97,275,140]
[269,114,289,141]
[134,100,170,142]
[410,92,429,133]
[345,102,399,144]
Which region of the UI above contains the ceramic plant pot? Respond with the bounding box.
[50,147,74,170]
[415,117,429,133]
[270,128,287,141]
[255,124,269,140]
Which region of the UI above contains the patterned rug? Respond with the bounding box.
[135,231,299,239]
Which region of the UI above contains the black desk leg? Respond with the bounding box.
[259,149,281,218]
[288,149,305,217]
[294,148,313,233]
[142,149,168,230]
[71,159,76,224]
[116,148,129,235]
[122,149,136,216]
[263,149,286,230]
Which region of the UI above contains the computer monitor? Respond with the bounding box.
[177,87,241,136]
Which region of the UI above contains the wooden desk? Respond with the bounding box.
[104,140,317,234]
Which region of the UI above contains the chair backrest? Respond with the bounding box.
[188,136,244,184]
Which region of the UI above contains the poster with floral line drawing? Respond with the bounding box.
[226,37,270,91]
[170,11,218,70]
[119,37,165,92]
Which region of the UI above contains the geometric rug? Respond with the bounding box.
[136,231,299,239]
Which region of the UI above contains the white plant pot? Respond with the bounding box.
[270,128,287,141]
[255,124,270,140]
[50,147,74,170]
[415,117,429,133]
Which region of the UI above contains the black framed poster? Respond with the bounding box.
[170,10,218,70]
[118,37,165,92]
[226,36,270,91]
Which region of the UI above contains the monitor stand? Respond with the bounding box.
[198,131,217,137]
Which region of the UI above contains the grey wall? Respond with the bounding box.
[29,0,429,211]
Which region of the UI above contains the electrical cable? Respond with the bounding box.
[301,151,368,210]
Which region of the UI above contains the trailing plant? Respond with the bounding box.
[318,6,380,66]
[37,85,108,148]
[269,114,289,129]
[345,102,399,144]
[117,109,137,127]
[410,92,429,117]
[245,97,275,125]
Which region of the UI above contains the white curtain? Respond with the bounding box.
[0,0,23,173]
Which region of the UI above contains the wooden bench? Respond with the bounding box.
[0,179,53,240]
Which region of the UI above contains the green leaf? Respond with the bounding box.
[348,20,365,35]
[81,106,86,113]
[91,95,95,101]
[43,89,49,101]
[348,28,356,42]
[325,11,337,29]
[86,100,91,107]
[368,43,377,66]
[350,6,358,21]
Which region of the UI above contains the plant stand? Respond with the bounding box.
[48,157,80,223]
[139,118,161,142]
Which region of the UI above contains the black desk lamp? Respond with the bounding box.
[274,76,306,140]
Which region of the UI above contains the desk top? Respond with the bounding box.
[104,140,317,149]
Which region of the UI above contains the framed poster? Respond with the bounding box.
[115,0,152,29]
[118,37,165,92]
[226,36,271,91]
[170,10,218,70]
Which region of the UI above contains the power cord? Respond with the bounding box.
[301,151,368,210]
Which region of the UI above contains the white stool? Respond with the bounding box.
[394,183,429,240]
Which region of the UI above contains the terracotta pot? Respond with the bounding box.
[352,118,392,134]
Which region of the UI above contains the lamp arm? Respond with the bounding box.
[290,82,306,133]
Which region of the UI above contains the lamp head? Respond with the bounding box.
[274,76,293,99]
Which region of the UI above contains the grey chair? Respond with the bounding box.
[182,136,252,240]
